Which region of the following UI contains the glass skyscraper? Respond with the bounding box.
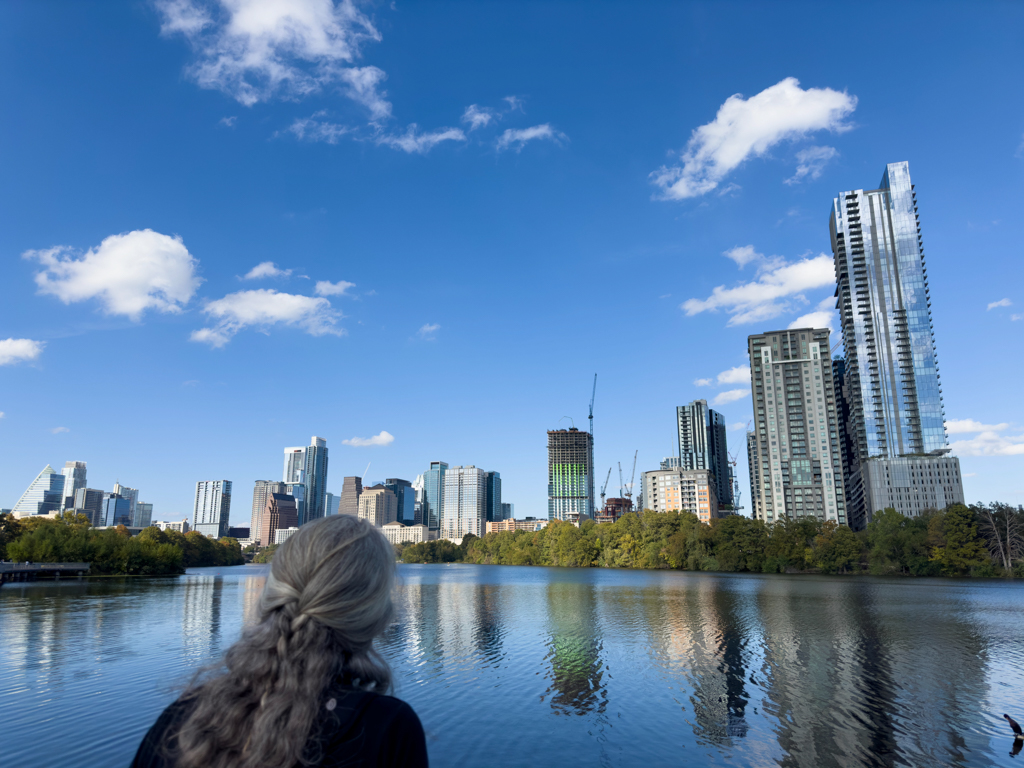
[676,400,733,507]
[830,162,963,526]
[384,478,415,524]
[11,464,66,518]
[193,479,232,538]
[423,462,447,531]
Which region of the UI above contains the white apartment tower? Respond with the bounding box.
[442,465,487,541]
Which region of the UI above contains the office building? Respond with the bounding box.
[745,430,758,518]
[154,519,190,533]
[423,461,448,531]
[249,481,286,545]
[676,400,733,508]
[442,465,488,540]
[285,481,305,524]
[227,526,250,539]
[60,461,87,510]
[193,480,232,539]
[412,474,425,525]
[358,485,398,528]
[134,502,154,528]
[12,465,66,518]
[300,437,329,525]
[500,502,514,520]
[486,517,549,533]
[659,457,681,470]
[746,328,847,524]
[340,476,362,516]
[113,483,138,520]
[73,487,106,527]
[103,493,132,527]
[259,493,298,546]
[829,162,963,527]
[547,428,594,522]
[485,471,502,523]
[383,479,415,524]
[275,527,299,544]
[325,491,337,516]
[641,468,719,523]
[283,446,306,483]
[382,522,435,545]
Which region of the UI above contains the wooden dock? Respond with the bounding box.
[0,562,90,584]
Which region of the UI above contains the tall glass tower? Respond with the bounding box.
[830,162,963,526]
[423,461,448,531]
[302,437,328,525]
[676,400,733,507]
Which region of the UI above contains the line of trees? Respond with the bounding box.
[0,511,244,575]
[398,503,1024,578]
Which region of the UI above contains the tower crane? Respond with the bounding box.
[626,450,638,512]
[600,467,612,511]
[588,373,597,438]
[618,462,624,499]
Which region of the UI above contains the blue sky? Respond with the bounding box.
[2,1,1023,523]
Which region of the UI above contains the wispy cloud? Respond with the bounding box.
[713,389,748,406]
[785,145,838,185]
[650,77,856,200]
[342,430,394,447]
[496,124,567,152]
[716,365,750,385]
[286,114,353,144]
[682,246,836,326]
[0,338,45,366]
[947,418,1010,434]
[417,323,440,340]
[51,426,70,434]
[191,289,343,347]
[987,298,1012,310]
[315,280,356,296]
[730,422,748,431]
[694,378,713,387]
[947,419,1024,456]
[376,124,466,154]
[219,115,237,128]
[461,104,494,131]
[23,230,201,321]
[242,261,292,280]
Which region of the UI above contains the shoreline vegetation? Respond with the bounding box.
[0,511,244,576]
[398,503,1024,578]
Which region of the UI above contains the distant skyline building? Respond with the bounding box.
[102,493,132,527]
[412,474,425,525]
[325,491,337,516]
[113,483,138,520]
[641,468,719,523]
[340,476,362,517]
[423,461,448,531]
[547,428,594,522]
[134,501,153,528]
[285,481,305,523]
[659,457,681,470]
[250,480,286,545]
[259,492,297,546]
[358,485,398,528]
[384,479,415,525]
[302,437,329,525]
[74,487,106,527]
[442,465,487,540]
[746,328,847,525]
[60,461,87,511]
[193,480,232,538]
[676,400,733,507]
[500,502,514,520]
[829,161,963,526]
[12,464,66,518]
[283,446,305,483]
[382,522,435,545]
[484,471,502,523]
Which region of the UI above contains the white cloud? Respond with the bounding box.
[789,310,835,332]
[717,365,750,385]
[946,418,1010,434]
[0,412,5,419]
[503,96,524,112]
[242,261,292,280]
[987,298,1012,310]
[1013,314,1023,322]
[24,230,201,321]
[950,430,1024,457]
[342,430,394,447]
[190,289,342,347]
[723,245,761,269]
[376,124,466,154]
[219,115,237,127]
[0,338,45,366]
[461,105,494,131]
[682,251,836,326]
[286,114,352,143]
[315,280,355,296]
[694,378,713,387]
[156,0,385,110]
[51,427,70,434]
[785,145,838,185]
[729,422,748,431]
[650,77,857,200]
[713,389,748,405]
[417,323,440,339]
[496,124,567,152]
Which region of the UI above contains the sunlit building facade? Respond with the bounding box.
[442,465,487,540]
[547,428,594,522]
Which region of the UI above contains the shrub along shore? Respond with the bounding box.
[0,511,244,576]
[398,503,1024,578]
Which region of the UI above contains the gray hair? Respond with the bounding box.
[172,515,395,768]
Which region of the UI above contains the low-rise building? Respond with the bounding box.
[275,527,300,545]
[486,517,549,534]
[154,519,191,533]
[641,468,719,523]
[382,522,435,545]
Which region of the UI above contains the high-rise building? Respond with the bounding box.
[134,502,154,528]
[412,474,425,525]
[250,480,286,545]
[358,485,398,528]
[746,327,847,525]
[676,400,733,507]
[259,493,298,546]
[829,162,964,527]
[11,465,66,518]
[60,461,87,510]
[113,483,138,520]
[423,461,448,531]
[484,471,502,523]
[500,502,514,520]
[302,437,329,526]
[384,479,415,524]
[547,428,594,522]
[442,465,487,540]
[285,482,305,523]
[283,446,306,483]
[193,480,232,538]
[74,487,106,527]
[660,457,681,470]
[641,468,719,523]
[102,493,132,527]
[340,476,362,516]
[325,491,337,516]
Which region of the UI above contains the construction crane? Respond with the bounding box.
[625,450,638,511]
[617,462,624,499]
[588,373,597,438]
[600,467,612,510]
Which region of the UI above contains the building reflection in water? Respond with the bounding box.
[181,576,224,660]
[542,581,606,716]
[241,573,267,626]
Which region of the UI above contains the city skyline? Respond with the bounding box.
[3,3,1023,520]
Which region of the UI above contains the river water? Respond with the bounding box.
[1,564,1023,767]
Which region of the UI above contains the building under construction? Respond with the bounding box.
[547,428,594,522]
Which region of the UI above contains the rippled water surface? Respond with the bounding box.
[2,564,1023,767]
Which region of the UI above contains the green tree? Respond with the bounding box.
[930,504,990,576]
